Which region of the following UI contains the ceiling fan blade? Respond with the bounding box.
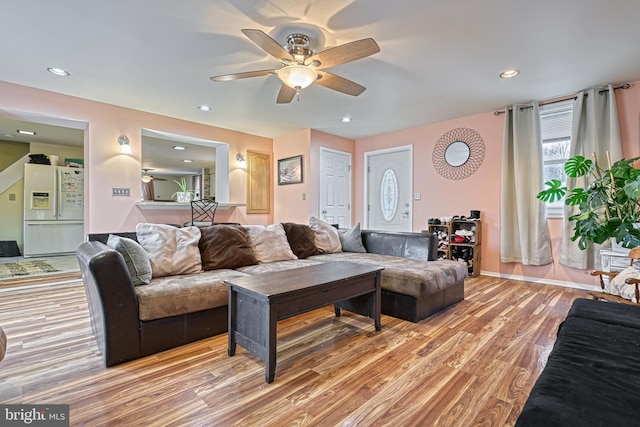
[305,38,380,69]
[241,29,295,63]
[315,71,366,96]
[276,84,297,104]
[210,69,276,82]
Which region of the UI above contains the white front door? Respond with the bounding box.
[365,146,413,232]
[319,148,351,227]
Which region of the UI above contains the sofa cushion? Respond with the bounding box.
[309,252,467,298]
[136,269,249,321]
[338,223,367,253]
[136,223,202,277]
[281,222,318,259]
[309,216,342,254]
[236,259,323,275]
[107,234,152,285]
[243,223,298,263]
[199,225,258,270]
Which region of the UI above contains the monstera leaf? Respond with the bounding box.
[564,156,593,178]
[537,179,566,203]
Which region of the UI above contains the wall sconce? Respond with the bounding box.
[236,153,246,168]
[118,135,132,154]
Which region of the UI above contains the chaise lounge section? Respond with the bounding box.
[78,223,467,366]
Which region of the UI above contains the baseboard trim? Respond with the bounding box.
[479,270,599,291]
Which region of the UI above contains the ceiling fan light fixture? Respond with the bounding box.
[141,174,152,183]
[277,65,317,90]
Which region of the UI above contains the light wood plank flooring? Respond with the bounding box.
[0,276,588,426]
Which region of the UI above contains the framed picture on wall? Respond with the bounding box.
[277,155,303,185]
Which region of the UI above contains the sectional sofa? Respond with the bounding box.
[77,221,467,366]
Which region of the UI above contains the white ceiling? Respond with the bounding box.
[2,1,640,140]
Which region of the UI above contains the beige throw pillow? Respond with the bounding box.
[244,223,298,263]
[309,216,342,254]
[136,223,202,277]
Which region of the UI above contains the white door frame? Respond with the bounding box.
[363,145,413,230]
[319,147,352,226]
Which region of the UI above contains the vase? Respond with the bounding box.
[611,239,631,254]
[610,223,640,254]
[176,192,193,203]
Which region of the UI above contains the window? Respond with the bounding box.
[379,168,398,222]
[540,100,573,218]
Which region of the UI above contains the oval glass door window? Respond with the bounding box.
[380,168,399,222]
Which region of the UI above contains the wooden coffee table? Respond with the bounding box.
[225,261,383,383]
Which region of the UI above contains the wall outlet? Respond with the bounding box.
[414,192,422,200]
[8,193,15,201]
[112,187,130,197]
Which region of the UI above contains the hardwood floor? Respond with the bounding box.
[0,276,589,426]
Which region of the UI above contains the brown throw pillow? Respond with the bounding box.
[199,225,258,270]
[282,222,318,259]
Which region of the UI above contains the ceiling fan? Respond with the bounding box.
[141,169,166,183]
[210,29,380,103]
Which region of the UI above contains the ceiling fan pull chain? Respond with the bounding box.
[296,87,301,102]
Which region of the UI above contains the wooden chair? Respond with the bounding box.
[589,247,640,304]
[184,198,218,227]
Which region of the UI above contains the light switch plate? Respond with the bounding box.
[414,192,422,200]
[112,187,130,197]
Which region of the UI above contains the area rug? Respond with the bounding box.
[0,261,59,278]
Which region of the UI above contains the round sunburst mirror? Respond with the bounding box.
[432,128,485,180]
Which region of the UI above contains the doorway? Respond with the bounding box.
[319,147,351,228]
[365,145,413,232]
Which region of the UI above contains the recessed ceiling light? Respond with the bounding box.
[172,146,186,150]
[182,159,193,163]
[47,67,70,77]
[17,129,36,136]
[197,105,212,111]
[500,69,520,79]
[340,117,352,123]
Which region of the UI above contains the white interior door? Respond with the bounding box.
[365,146,413,231]
[319,148,351,227]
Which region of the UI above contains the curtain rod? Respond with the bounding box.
[493,83,630,116]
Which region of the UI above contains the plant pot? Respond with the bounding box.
[610,222,640,254]
[176,192,193,203]
[611,239,632,254]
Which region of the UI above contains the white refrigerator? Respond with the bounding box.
[23,163,85,257]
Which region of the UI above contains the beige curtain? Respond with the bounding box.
[501,101,553,265]
[559,85,622,269]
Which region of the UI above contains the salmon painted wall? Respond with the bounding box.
[273,129,312,224]
[355,81,640,288]
[273,129,355,225]
[0,81,273,233]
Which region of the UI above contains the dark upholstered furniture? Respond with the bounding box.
[78,229,464,367]
[80,233,227,367]
[516,298,640,426]
[360,230,464,322]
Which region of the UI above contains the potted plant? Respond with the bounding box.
[537,153,640,251]
[172,177,195,203]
